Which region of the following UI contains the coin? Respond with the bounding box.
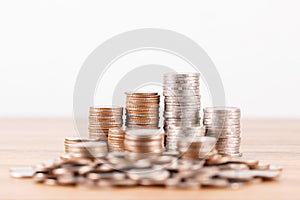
[250,170,281,180]
[67,142,108,159]
[178,136,217,159]
[163,73,201,147]
[125,92,160,129]
[229,157,259,167]
[203,107,242,157]
[166,126,206,151]
[127,169,170,181]
[107,128,126,152]
[89,106,123,140]
[251,162,270,170]
[33,172,47,183]
[10,166,35,178]
[204,107,240,113]
[11,150,283,189]
[64,137,102,153]
[125,91,158,96]
[218,170,253,181]
[123,129,164,158]
[10,74,284,190]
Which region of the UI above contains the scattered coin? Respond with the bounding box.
[33,172,48,183]
[10,149,282,189]
[9,166,35,178]
[218,170,254,181]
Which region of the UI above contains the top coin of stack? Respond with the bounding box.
[64,137,101,153]
[166,126,206,151]
[125,92,160,129]
[124,129,164,160]
[178,136,217,159]
[89,106,123,140]
[163,73,201,131]
[108,128,126,152]
[203,107,242,157]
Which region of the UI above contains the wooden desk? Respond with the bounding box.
[1,118,299,200]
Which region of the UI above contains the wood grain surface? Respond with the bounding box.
[0,118,299,200]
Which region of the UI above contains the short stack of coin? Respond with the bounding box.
[178,136,217,159]
[203,107,242,157]
[108,128,126,152]
[163,73,201,131]
[89,106,123,140]
[166,126,206,151]
[125,92,160,129]
[124,129,164,160]
[64,137,101,153]
[68,142,108,158]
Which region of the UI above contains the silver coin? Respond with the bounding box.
[10,166,35,178]
[33,172,47,183]
[204,114,241,119]
[163,73,199,78]
[127,169,170,181]
[164,96,201,101]
[163,84,200,88]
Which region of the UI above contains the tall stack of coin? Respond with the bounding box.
[124,129,164,160]
[89,106,123,140]
[203,107,242,157]
[166,126,206,151]
[68,142,108,158]
[108,128,125,152]
[64,137,101,153]
[163,73,201,131]
[178,136,217,159]
[125,92,160,129]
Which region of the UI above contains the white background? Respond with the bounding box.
[0,0,299,118]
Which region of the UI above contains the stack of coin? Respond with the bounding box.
[203,107,242,157]
[178,136,217,159]
[89,106,123,140]
[163,73,201,131]
[125,92,160,129]
[64,137,101,153]
[166,126,206,151]
[68,142,108,158]
[124,129,164,160]
[108,128,126,152]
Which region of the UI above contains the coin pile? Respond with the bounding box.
[125,92,160,129]
[178,136,216,159]
[163,73,201,131]
[166,126,206,151]
[89,106,123,140]
[9,72,284,189]
[67,142,108,158]
[108,128,126,152]
[124,129,164,160]
[64,137,101,153]
[203,107,242,157]
[10,150,282,189]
